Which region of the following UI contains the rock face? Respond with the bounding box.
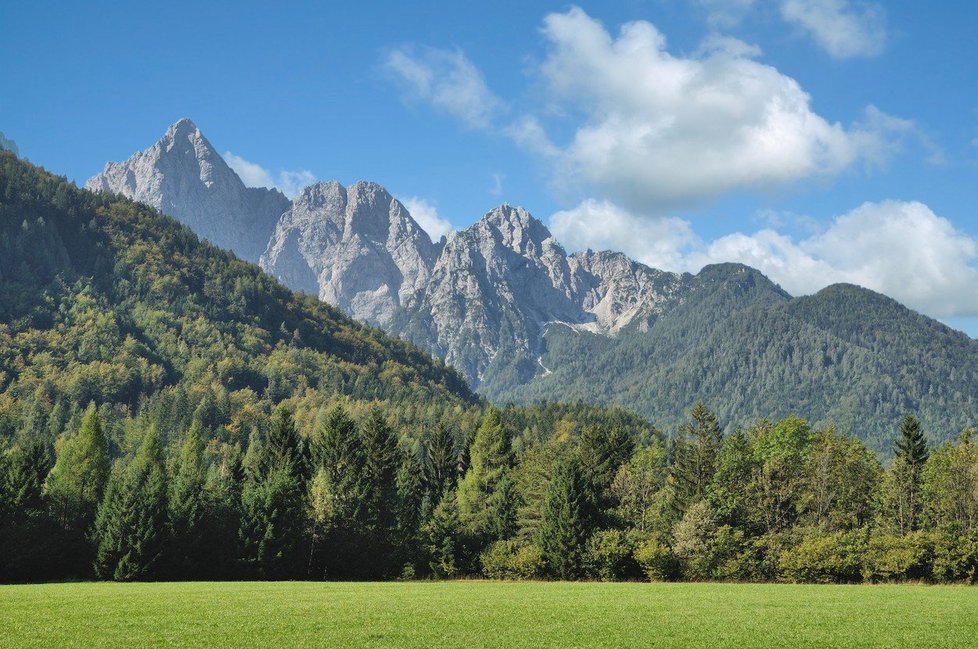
[260,180,438,326]
[85,118,289,263]
[384,205,689,390]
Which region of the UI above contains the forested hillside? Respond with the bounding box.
[0,151,479,449]
[490,266,978,451]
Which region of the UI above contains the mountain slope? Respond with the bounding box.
[492,278,978,449]
[0,152,474,446]
[84,118,290,263]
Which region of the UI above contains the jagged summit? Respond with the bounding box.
[86,119,289,263]
[260,178,438,326]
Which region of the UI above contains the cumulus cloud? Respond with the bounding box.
[527,7,903,213]
[384,46,505,129]
[553,198,978,318]
[550,199,699,270]
[780,0,887,59]
[224,151,315,199]
[401,196,454,242]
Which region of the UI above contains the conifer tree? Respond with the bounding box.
[0,442,56,581]
[240,465,307,579]
[93,426,168,581]
[45,404,110,532]
[669,403,723,514]
[240,407,308,579]
[423,422,458,503]
[359,408,400,577]
[537,454,596,579]
[259,406,308,484]
[892,414,929,533]
[423,489,464,577]
[309,404,368,577]
[457,407,513,540]
[167,420,208,576]
[201,445,244,578]
[577,424,635,510]
[395,449,425,572]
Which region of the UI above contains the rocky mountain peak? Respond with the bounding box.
[479,204,554,255]
[260,179,437,326]
[85,119,289,263]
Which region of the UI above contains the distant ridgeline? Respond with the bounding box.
[84,120,978,450]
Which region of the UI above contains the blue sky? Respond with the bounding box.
[3,1,978,334]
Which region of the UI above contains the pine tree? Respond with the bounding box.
[93,426,168,581]
[537,454,596,579]
[45,404,110,534]
[166,420,208,577]
[893,414,929,533]
[457,407,513,540]
[359,408,400,577]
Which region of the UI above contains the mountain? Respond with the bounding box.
[85,120,978,448]
[1,151,475,449]
[84,118,289,263]
[260,180,439,326]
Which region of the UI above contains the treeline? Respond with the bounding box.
[4,401,978,584]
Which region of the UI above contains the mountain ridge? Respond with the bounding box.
[83,120,978,447]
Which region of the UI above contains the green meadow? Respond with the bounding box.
[1,581,973,648]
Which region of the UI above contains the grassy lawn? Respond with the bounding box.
[0,580,973,648]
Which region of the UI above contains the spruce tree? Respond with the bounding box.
[240,406,308,578]
[577,424,635,510]
[259,406,308,484]
[423,422,458,503]
[423,489,464,577]
[395,449,425,573]
[309,404,368,578]
[537,454,596,579]
[669,403,723,514]
[359,408,400,577]
[893,414,929,532]
[240,466,307,579]
[201,445,244,579]
[93,426,168,581]
[166,420,208,577]
[457,407,513,540]
[0,442,57,582]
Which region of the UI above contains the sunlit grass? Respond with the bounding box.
[0,580,973,648]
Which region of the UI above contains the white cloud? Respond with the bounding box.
[384,46,505,129]
[401,196,453,242]
[224,151,315,199]
[780,0,887,59]
[490,172,505,197]
[550,199,699,270]
[693,0,758,29]
[555,198,978,319]
[528,7,903,213]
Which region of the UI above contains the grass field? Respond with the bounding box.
[0,580,975,648]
